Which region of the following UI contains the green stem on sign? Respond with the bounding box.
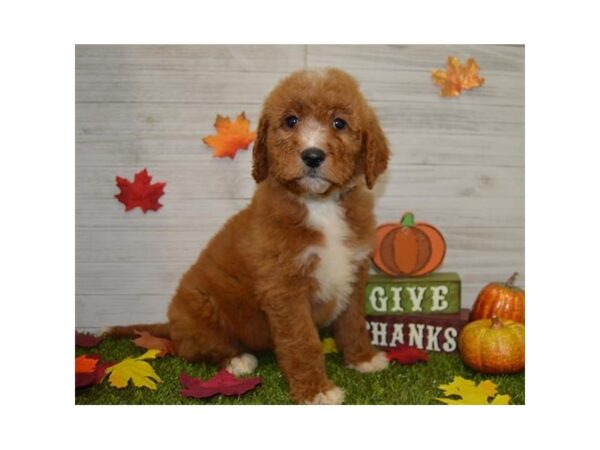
[401,212,415,227]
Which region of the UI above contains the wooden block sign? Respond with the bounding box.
[365,272,461,315]
[366,310,470,353]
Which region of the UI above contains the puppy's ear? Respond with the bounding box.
[362,108,390,189]
[252,113,269,183]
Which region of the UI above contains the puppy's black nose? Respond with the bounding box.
[301,148,326,168]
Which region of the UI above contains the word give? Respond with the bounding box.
[365,273,461,314]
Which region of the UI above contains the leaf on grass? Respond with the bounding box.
[76,359,115,390]
[436,376,511,405]
[432,56,485,97]
[76,354,99,374]
[386,345,429,364]
[115,168,166,213]
[75,331,103,348]
[133,330,176,357]
[104,349,162,390]
[180,370,262,399]
[202,112,256,159]
[322,338,338,354]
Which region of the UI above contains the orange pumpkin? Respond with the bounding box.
[372,212,446,277]
[459,317,525,374]
[470,273,525,323]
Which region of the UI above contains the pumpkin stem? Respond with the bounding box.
[506,272,519,287]
[401,212,415,227]
[491,316,503,329]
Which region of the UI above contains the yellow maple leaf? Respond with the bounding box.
[104,349,162,390]
[321,338,338,354]
[432,56,485,97]
[202,112,256,159]
[436,376,510,405]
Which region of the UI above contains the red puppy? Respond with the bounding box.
[110,68,391,404]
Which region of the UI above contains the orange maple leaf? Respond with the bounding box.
[132,330,176,357]
[75,355,98,374]
[432,56,485,97]
[202,112,256,159]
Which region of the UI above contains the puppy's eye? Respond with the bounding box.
[284,115,299,128]
[333,118,347,130]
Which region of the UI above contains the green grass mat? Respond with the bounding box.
[76,337,524,405]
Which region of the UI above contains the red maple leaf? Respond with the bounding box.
[180,370,262,399]
[75,331,104,348]
[386,345,429,365]
[115,169,166,213]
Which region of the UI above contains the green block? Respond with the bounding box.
[365,272,461,315]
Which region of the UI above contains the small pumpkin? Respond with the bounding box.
[458,317,525,374]
[470,272,525,323]
[372,212,446,277]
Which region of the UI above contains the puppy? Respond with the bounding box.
[110,68,391,404]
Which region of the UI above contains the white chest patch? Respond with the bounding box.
[298,197,370,323]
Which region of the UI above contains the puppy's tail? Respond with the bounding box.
[103,323,171,339]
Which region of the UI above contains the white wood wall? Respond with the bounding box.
[76,45,524,331]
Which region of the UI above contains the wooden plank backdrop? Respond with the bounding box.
[75,45,525,331]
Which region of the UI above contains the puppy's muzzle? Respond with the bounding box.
[301,147,326,169]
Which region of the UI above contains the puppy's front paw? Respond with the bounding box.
[348,351,389,373]
[306,386,345,405]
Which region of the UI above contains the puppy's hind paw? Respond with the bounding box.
[348,351,389,373]
[306,386,345,405]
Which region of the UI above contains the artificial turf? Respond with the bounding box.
[75,337,525,405]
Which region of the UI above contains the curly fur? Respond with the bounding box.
[109,68,390,404]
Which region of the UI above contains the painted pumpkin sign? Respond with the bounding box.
[372,212,446,277]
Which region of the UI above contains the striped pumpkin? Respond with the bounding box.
[470,273,525,323]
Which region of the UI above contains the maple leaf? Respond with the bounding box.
[75,331,103,348]
[75,354,99,374]
[321,338,338,354]
[202,112,256,159]
[104,349,162,390]
[436,376,511,405]
[132,330,176,357]
[386,345,429,365]
[115,168,166,213]
[180,370,262,399]
[76,359,115,390]
[432,56,485,97]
